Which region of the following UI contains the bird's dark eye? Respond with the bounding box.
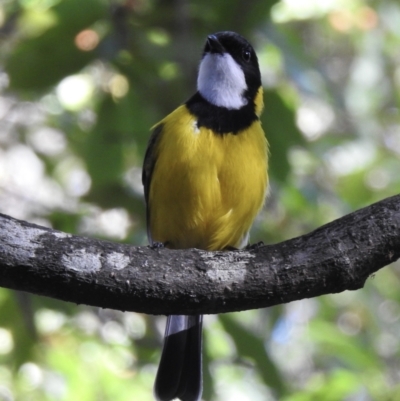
[242,49,251,62]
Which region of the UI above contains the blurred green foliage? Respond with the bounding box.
[0,0,400,400]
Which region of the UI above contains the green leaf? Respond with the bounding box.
[283,369,360,401]
[309,320,381,370]
[219,313,287,397]
[262,90,304,182]
[7,0,107,91]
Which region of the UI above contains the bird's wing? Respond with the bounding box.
[142,123,164,244]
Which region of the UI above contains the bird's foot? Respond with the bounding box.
[150,242,165,249]
[245,241,264,250]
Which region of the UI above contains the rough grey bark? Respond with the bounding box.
[0,194,399,315]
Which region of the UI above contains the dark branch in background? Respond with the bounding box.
[0,194,400,315]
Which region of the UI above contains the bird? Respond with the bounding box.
[142,31,269,401]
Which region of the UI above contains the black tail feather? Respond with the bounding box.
[154,315,203,401]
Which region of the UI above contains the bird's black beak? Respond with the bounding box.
[205,35,224,54]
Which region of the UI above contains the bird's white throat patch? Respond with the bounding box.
[197,53,248,110]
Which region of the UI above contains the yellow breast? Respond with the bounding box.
[148,105,268,251]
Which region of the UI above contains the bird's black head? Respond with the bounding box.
[197,31,261,110]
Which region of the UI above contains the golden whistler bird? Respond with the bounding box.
[142,31,268,401]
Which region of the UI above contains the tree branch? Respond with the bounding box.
[1,194,400,315]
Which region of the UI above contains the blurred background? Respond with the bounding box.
[0,0,400,400]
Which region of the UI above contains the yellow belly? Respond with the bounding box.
[148,105,268,251]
